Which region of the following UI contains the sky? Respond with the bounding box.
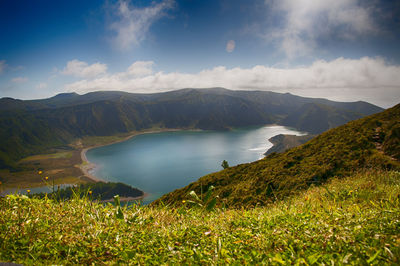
[0,0,399,108]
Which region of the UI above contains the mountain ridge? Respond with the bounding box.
[0,88,383,112]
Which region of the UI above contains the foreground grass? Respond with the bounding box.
[1,170,400,264]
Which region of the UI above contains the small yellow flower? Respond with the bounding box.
[88,191,92,195]
[182,200,186,203]
[45,176,49,180]
[27,189,31,193]
[38,170,43,175]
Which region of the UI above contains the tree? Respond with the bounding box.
[221,160,229,169]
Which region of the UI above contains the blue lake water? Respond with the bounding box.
[86,126,305,203]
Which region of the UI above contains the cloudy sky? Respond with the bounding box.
[0,0,399,107]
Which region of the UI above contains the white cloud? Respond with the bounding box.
[110,0,175,50]
[64,57,400,108]
[0,60,6,74]
[62,59,107,79]
[264,0,377,58]
[126,61,154,77]
[226,40,236,53]
[36,82,48,89]
[11,77,28,83]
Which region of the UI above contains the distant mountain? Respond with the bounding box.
[0,88,383,169]
[281,103,363,134]
[156,103,400,207]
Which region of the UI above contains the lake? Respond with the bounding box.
[86,126,305,203]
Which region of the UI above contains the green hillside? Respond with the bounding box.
[0,88,382,170]
[157,103,400,207]
[1,170,399,264]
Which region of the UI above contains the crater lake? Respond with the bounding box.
[86,126,305,203]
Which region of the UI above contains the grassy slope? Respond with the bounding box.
[1,170,399,264]
[157,104,400,207]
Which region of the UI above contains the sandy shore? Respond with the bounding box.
[79,148,104,183]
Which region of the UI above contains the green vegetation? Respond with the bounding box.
[187,185,218,211]
[221,160,229,169]
[1,170,399,264]
[158,103,400,207]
